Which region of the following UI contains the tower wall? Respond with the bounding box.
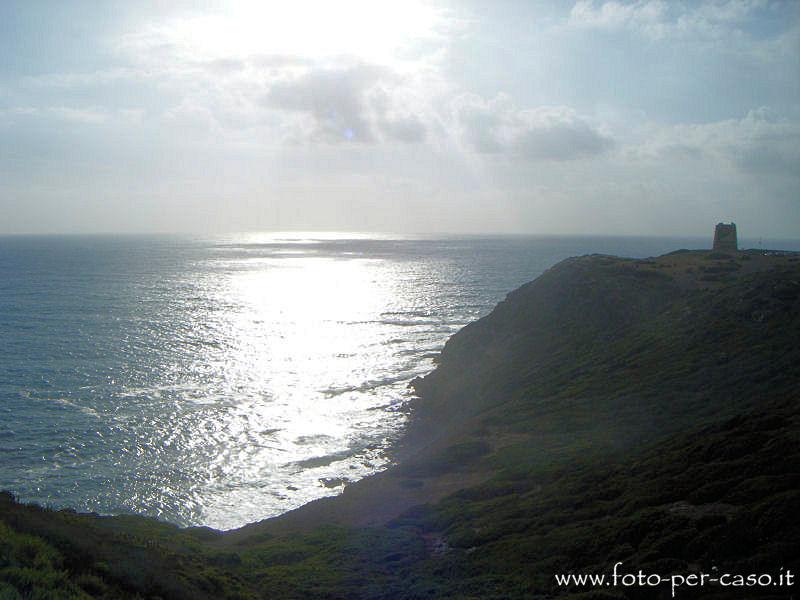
[713,223,738,252]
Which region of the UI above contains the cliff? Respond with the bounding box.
[1,249,798,599]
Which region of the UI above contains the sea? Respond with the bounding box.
[1,232,797,530]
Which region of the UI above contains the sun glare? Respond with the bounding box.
[165,0,442,65]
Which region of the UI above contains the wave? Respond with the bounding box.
[43,397,101,419]
[319,373,417,398]
[291,450,353,470]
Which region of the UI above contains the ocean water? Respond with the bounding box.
[1,232,795,529]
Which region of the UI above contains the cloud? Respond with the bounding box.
[264,64,387,143]
[377,114,427,142]
[366,85,430,143]
[21,68,143,88]
[569,0,669,36]
[452,93,613,161]
[568,0,778,41]
[102,0,454,145]
[262,63,430,144]
[693,0,770,23]
[0,106,118,125]
[632,107,800,183]
[726,109,800,180]
[18,54,435,147]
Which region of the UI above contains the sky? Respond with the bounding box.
[0,0,798,236]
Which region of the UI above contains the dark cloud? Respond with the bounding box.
[263,63,428,144]
[513,118,612,160]
[264,64,382,142]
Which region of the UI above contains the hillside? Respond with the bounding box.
[1,249,798,599]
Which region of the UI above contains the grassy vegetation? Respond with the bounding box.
[1,250,798,598]
[400,399,799,598]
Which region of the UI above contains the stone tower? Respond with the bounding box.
[713,222,737,252]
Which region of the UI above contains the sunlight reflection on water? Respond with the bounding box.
[0,232,716,528]
[182,253,416,527]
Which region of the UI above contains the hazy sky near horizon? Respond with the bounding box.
[1,0,798,236]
